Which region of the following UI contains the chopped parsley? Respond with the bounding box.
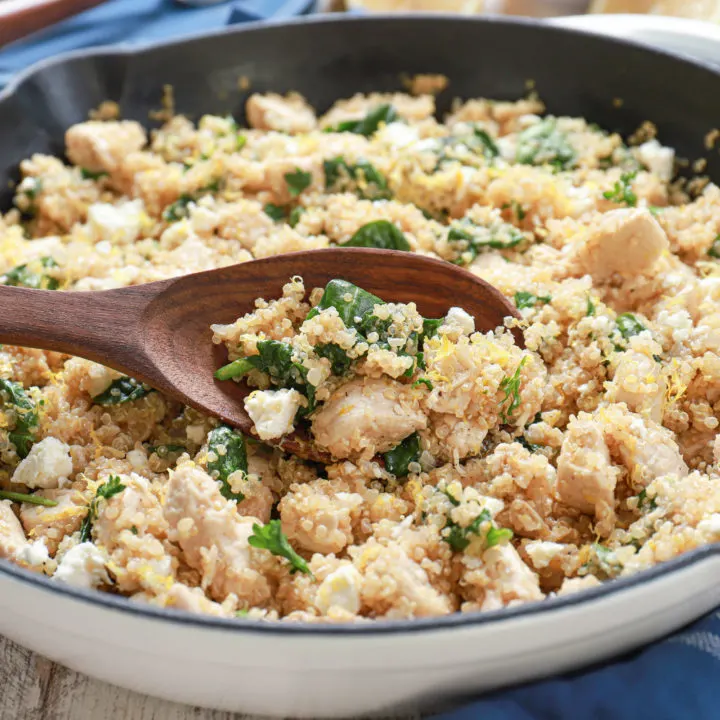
[263,203,287,222]
[514,291,551,310]
[443,508,513,552]
[79,474,126,542]
[248,520,312,575]
[615,313,647,340]
[586,295,597,317]
[498,357,527,424]
[708,235,720,259]
[603,171,638,207]
[284,169,312,197]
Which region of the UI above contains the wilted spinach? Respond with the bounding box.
[2,257,59,290]
[516,118,576,170]
[326,104,398,137]
[342,220,410,251]
[207,425,247,502]
[0,379,39,459]
[383,432,421,478]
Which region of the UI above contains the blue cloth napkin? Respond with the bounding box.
[3,4,720,718]
[435,608,720,719]
[0,0,313,88]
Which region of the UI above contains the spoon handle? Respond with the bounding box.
[0,285,151,376]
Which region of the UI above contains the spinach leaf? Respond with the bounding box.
[0,490,58,507]
[288,206,305,228]
[421,317,444,341]
[516,118,576,170]
[518,436,542,453]
[448,219,524,266]
[163,194,194,222]
[498,357,527,424]
[342,220,410,251]
[616,313,647,340]
[514,291,551,310]
[708,235,720,259]
[443,508,513,552]
[314,343,353,376]
[323,157,391,200]
[248,519,312,575]
[79,474,126,542]
[284,169,312,197]
[215,341,315,413]
[263,203,287,222]
[327,104,398,137]
[207,425,247,502]
[603,171,638,207]
[307,279,383,332]
[383,432,421,478]
[586,295,597,317]
[473,128,500,158]
[0,379,39,458]
[2,257,59,290]
[93,377,151,405]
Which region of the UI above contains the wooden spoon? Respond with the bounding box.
[0,248,520,459]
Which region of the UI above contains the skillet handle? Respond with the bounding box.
[0,0,107,47]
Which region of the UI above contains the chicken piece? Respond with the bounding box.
[245,93,317,134]
[163,462,271,606]
[460,544,544,612]
[0,500,27,560]
[570,208,668,281]
[65,121,147,175]
[556,418,619,536]
[279,479,364,555]
[349,539,451,619]
[311,377,427,459]
[20,484,90,555]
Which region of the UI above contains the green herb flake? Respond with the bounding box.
[327,104,398,137]
[708,235,720,259]
[513,291,551,310]
[486,526,514,548]
[498,357,528,424]
[248,519,312,575]
[323,157,391,200]
[288,206,305,228]
[383,432,421,478]
[0,378,39,458]
[263,203,288,222]
[79,474,126,543]
[236,134,247,151]
[448,218,524,266]
[130,525,138,535]
[2,256,59,291]
[342,219,410,251]
[412,378,433,391]
[637,488,658,511]
[93,377,151,406]
[516,118,576,170]
[615,313,647,340]
[586,295,597,317]
[284,169,312,197]
[207,426,247,502]
[163,194,194,222]
[603,171,638,207]
[80,168,109,180]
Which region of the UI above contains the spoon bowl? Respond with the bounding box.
[0,248,520,457]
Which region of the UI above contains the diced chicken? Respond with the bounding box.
[163,462,271,606]
[246,93,317,134]
[556,418,619,536]
[571,208,668,281]
[12,437,73,490]
[349,539,451,619]
[279,480,364,554]
[0,500,27,560]
[311,377,427,459]
[65,121,147,174]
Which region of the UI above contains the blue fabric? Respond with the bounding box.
[0,0,313,88]
[435,608,720,720]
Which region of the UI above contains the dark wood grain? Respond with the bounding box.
[0,248,520,457]
[0,0,107,47]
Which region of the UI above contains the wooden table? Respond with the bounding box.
[0,634,425,719]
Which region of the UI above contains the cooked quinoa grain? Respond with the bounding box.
[0,89,718,621]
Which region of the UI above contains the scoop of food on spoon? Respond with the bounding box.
[0,248,520,461]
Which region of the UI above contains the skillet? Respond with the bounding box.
[1,14,720,717]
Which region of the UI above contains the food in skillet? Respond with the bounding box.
[0,86,717,621]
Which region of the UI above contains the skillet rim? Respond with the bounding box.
[0,12,718,637]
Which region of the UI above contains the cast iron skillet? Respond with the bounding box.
[0,14,718,635]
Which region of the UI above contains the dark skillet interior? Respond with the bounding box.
[2,14,720,210]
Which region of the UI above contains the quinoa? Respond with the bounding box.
[0,89,719,621]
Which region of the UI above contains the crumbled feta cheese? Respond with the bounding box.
[443,307,475,335]
[655,309,692,345]
[698,513,720,538]
[16,538,49,567]
[87,200,144,245]
[244,389,302,441]
[637,140,675,182]
[186,424,207,444]
[86,362,119,398]
[496,136,517,162]
[524,541,564,569]
[12,437,73,490]
[189,204,220,235]
[126,449,147,471]
[482,496,505,517]
[315,564,362,615]
[378,122,420,149]
[53,542,109,589]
